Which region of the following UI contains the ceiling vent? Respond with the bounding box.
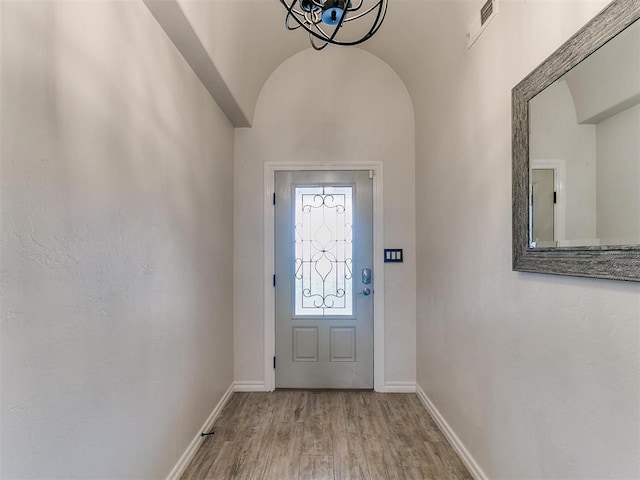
[467,0,499,48]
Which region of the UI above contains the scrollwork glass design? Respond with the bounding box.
[294,186,353,316]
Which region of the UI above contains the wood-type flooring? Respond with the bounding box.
[181,390,473,480]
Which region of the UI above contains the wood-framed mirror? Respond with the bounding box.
[512,0,640,282]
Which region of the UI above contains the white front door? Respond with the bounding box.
[274,170,374,389]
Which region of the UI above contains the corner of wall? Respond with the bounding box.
[415,384,488,480]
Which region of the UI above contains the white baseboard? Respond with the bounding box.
[233,381,268,392]
[415,384,489,480]
[384,381,416,393]
[166,383,234,480]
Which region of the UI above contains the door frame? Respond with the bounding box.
[264,162,385,392]
[530,159,566,245]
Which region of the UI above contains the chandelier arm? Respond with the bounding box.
[352,0,386,37]
[311,9,322,25]
[283,3,324,35]
[283,0,302,30]
[285,12,305,30]
[343,1,382,22]
[322,1,386,46]
[315,21,344,44]
[287,0,324,21]
[280,0,387,47]
[326,5,348,42]
[305,4,346,45]
[303,24,344,44]
[309,33,329,50]
[314,22,340,43]
[363,0,387,36]
[304,11,321,26]
[282,0,312,24]
[281,0,302,16]
[346,0,365,12]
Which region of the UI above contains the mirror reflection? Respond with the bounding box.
[528,18,640,248]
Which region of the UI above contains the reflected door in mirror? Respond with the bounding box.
[531,169,555,247]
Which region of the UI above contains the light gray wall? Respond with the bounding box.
[233,47,417,389]
[411,1,640,479]
[596,103,640,245]
[0,1,234,478]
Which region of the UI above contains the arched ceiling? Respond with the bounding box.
[145,0,477,127]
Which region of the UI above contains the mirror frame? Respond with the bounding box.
[512,0,640,282]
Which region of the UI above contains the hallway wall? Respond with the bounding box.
[411,1,640,478]
[0,1,234,478]
[234,48,417,390]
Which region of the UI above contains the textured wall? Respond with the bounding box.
[234,47,416,390]
[0,1,234,478]
[411,1,640,478]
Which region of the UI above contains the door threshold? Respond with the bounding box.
[274,388,374,392]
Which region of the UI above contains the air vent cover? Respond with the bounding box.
[467,0,498,48]
[480,0,494,25]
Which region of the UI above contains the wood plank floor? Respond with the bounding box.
[181,391,473,480]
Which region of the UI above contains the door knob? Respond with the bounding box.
[359,287,372,296]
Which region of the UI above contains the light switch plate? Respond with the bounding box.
[384,249,403,263]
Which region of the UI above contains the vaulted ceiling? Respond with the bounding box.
[145,0,613,128]
[145,0,477,126]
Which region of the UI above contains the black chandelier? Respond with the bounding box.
[279,0,388,50]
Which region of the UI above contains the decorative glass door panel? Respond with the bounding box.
[294,186,353,316]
